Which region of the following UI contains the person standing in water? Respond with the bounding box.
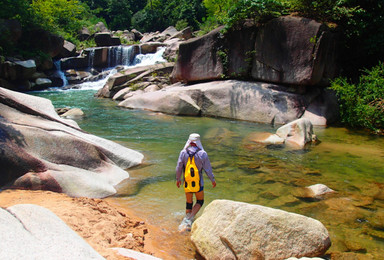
[176,133,216,230]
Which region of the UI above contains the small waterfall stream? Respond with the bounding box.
[54,46,167,91]
[108,46,136,67]
[53,60,68,87]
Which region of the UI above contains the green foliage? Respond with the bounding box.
[225,0,287,28]
[175,19,189,31]
[202,0,288,30]
[330,62,384,134]
[107,0,133,30]
[132,0,205,32]
[289,0,384,76]
[30,0,89,34]
[0,0,33,25]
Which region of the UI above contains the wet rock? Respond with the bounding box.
[307,184,335,198]
[330,252,375,260]
[59,40,77,58]
[249,132,285,145]
[34,78,52,90]
[61,108,84,118]
[95,32,121,47]
[294,184,334,200]
[276,118,318,148]
[368,211,384,230]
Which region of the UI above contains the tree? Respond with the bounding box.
[107,0,133,30]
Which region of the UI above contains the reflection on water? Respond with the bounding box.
[32,89,384,259]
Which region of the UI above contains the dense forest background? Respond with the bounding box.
[1,0,383,133]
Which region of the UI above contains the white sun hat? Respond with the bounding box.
[183,133,204,150]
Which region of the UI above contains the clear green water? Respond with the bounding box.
[32,89,384,259]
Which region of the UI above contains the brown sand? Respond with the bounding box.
[0,189,170,259]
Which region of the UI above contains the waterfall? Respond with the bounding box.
[53,46,167,91]
[108,46,134,68]
[53,60,68,87]
[133,47,167,67]
[88,48,95,68]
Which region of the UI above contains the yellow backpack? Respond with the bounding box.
[184,155,200,192]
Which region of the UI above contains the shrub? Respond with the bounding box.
[330,62,384,134]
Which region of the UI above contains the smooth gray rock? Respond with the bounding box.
[0,87,143,198]
[119,80,334,125]
[276,118,317,148]
[252,16,338,86]
[0,204,104,259]
[191,200,331,260]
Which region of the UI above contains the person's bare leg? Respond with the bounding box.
[189,191,204,219]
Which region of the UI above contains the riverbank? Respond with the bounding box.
[0,189,173,259]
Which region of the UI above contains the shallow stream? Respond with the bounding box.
[30,49,384,258]
[31,87,384,259]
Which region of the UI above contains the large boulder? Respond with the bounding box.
[61,56,89,70]
[95,32,121,47]
[119,80,336,126]
[250,118,318,148]
[0,204,104,259]
[251,16,338,86]
[96,62,174,98]
[0,60,36,82]
[170,27,225,83]
[59,40,77,58]
[276,118,317,147]
[224,20,258,78]
[191,200,331,260]
[0,87,144,198]
[171,17,338,86]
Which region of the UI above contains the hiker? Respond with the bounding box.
[176,133,216,230]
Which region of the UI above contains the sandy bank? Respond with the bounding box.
[0,189,169,259]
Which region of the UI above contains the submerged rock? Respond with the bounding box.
[60,107,84,118]
[307,184,335,197]
[191,199,331,260]
[276,118,318,148]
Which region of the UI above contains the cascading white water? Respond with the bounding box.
[88,48,95,68]
[53,60,68,87]
[133,47,167,67]
[53,47,167,91]
[108,46,135,68]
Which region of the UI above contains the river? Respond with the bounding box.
[31,50,384,259]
